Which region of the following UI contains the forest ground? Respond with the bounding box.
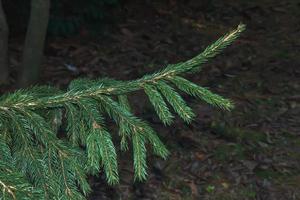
[6,0,300,199]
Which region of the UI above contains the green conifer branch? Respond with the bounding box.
[143,84,174,125]
[155,80,195,123]
[0,24,245,111]
[0,24,245,199]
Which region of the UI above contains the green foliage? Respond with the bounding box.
[170,76,234,110]
[156,81,195,123]
[0,24,245,199]
[144,84,174,125]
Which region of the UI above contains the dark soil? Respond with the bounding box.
[4,0,300,199]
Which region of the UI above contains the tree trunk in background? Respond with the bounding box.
[0,0,9,84]
[18,0,50,87]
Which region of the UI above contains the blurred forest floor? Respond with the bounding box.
[4,0,300,199]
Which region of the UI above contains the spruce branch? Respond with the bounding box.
[155,80,195,123]
[0,139,43,200]
[132,132,147,181]
[0,24,245,199]
[118,95,132,151]
[143,84,174,125]
[0,24,245,111]
[170,76,234,110]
